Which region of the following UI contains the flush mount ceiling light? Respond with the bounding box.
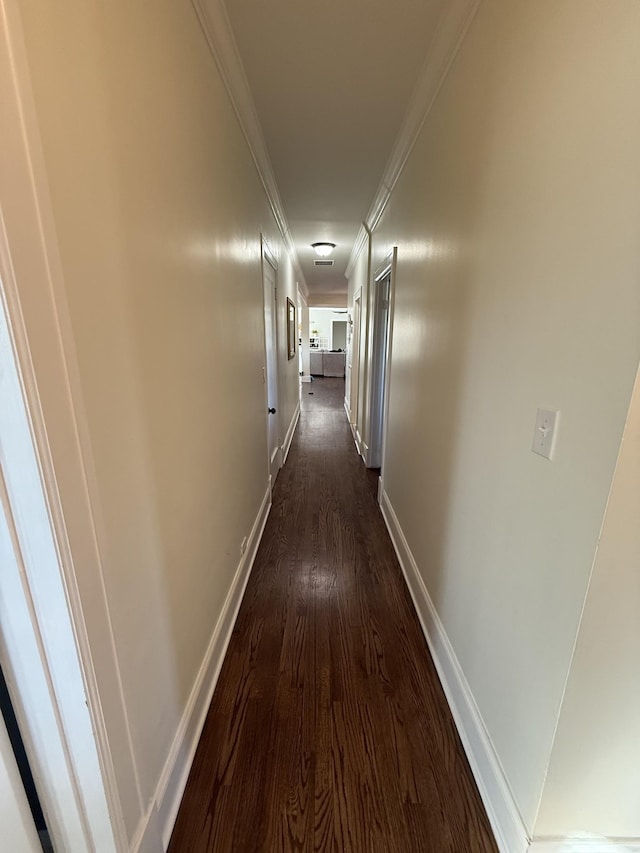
[311,242,336,257]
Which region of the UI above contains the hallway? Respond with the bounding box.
[168,378,497,852]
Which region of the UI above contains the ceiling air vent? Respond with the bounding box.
[314,259,334,266]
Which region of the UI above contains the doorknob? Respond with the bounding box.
[268,407,276,414]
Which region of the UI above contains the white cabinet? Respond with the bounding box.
[310,351,324,375]
[309,351,345,377]
[323,352,346,377]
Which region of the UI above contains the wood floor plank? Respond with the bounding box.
[168,378,498,853]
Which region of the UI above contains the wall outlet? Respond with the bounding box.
[240,536,248,556]
[532,408,559,460]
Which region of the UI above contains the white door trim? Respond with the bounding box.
[365,252,394,468]
[0,1,138,847]
[377,247,398,489]
[348,288,362,441]
[0,296,113,850]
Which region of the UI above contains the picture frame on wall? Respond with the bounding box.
[287,298,296,360]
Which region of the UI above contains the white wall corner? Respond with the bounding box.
[281,401,300,464]
[148,483,272,849]
[378,486,530,853]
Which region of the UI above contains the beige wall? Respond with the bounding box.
[16,0,299,842]
[362,0,640,834]
[535,366,640,839]
[308,308,334,346]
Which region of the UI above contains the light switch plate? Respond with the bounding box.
[532,408,559,460]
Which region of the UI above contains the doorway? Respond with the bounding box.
[367,250,396,469]
[348,292,362,430]
[332,320,347,351]
[262,244,282,483]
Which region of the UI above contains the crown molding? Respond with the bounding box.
[191,0,308,299]
[345,0,482,279]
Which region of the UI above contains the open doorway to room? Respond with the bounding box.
[332,319,347,351]
[308,308,348,385]
[366,249,396,471]
[346,292,361,436]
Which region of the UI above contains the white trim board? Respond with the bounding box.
[281,401,300,465]
[529,840,640,853]
[191,0,307,300]
[348,419,359,452]
[378,485,529,853]
[345,0,481,277]
[0,2,136,844]
[131,483,273,852]
[0,302,114,852]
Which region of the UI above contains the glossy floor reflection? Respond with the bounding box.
[169,378,497,852]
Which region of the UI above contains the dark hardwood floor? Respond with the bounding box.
[168,378,498,853]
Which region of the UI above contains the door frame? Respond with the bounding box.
[260,236,282,485]
[0,284,117,852]
[0,1,137,847]
[347,288,362,440]
[365,263,392,468]
[369,249,398,490]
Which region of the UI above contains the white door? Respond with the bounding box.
[262,256,281,482]
[0,715,41,853]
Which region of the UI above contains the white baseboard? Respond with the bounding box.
[529,839,640,852]
[343,398,351,422]
[131,483,272,852]
[282,401,300,464]
[129,804,162,853]
[378,487,529,853]
[355,429,368,459]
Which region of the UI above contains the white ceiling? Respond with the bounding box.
[223,0,448,303]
